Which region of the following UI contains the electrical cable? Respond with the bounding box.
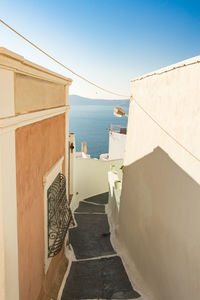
[0,18,129,98]
[1,18,199,163]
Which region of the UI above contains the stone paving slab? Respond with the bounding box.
[62,193,141,300]
[75,201,105,214]
[84,192,109,205]
[61,256,140,300]
[69,213,115,259]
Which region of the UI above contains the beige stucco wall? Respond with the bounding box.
[0,130,19,300]
[0,164,5,300]
[15,73,66,113]
[0,48,72,300]
[0,47,72,114]
[0,68,14,118]
[119,56,200,300]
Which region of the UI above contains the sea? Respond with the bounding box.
[69,96,129,158]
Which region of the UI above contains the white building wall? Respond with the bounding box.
[109,131,127,160]
[118,56,200,300]
[0,68,19,300]
[73,158,123,210]
[69,133,76,197]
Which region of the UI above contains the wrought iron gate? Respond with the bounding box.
[47,173,72,257]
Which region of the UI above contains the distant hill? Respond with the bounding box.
[69,95,129,107]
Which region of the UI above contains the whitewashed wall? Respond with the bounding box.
[109,131,127,160]
[72,158,123,210]
[118,56,200,300]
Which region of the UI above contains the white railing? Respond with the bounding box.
[110,124,127,134]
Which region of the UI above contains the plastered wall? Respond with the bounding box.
[109,131,127,160]
[119,56,200,300]
[73,158,123,210]
[0,48,71,300]
[0,186,5,300]
[16,114,66,300]
[0,47,71,116]
[15,73,65,113]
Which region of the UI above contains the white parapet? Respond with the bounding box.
[109,129,127,160]
[73,157,123,204]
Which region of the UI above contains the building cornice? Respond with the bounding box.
[0,47,72,85]
[0,105,70,133]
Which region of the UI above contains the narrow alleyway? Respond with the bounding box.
[61,192,141,300]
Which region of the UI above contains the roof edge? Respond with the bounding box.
[0,47,72,84]
[131,55,200,83]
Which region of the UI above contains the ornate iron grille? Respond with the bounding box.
[47,173,72,258]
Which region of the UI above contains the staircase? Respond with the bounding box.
[60,192,141,300]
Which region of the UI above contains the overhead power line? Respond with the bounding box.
[0,18,129,98]
[1,18,199,163]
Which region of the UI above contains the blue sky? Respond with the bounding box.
[1,0,200,98]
